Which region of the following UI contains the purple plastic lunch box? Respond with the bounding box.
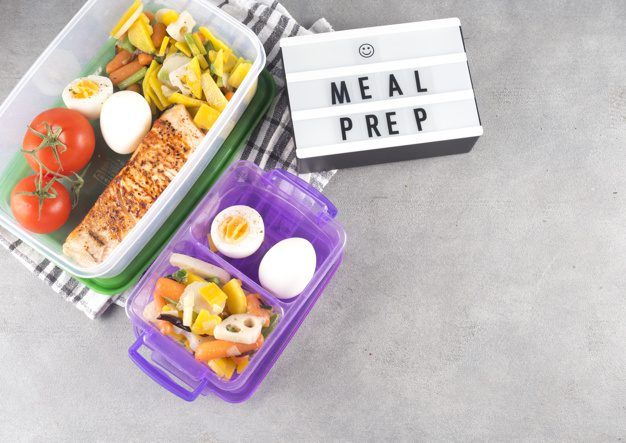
[125,161,346,402]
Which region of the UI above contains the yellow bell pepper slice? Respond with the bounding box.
[223,278,247,314]
[208,358,236,380]
[235,356,249,374]
[198,283,227,314]
[142,60,156,105]
[169,92,204,108]
[158,36,170,57]
[199,26,230,52]
[183,34,209,69]
[110,0,143,39]
[201,72,228,111]
[174,41,192,57]
[185,57,203,99]
[197,53,209,70]
[228,62,251,89]
[167,43,179,55]
[138,12,151,27]
[193,104,221,131]
[142,61,159,103]
[211,49,225,77]
[192,33,207,54]
[148,68,170,109]
[223,50,238,74]
[146,87,166,111]
[157,9,179,26]
[191,309,222,335]
[128,15,155,54]
[185,271,206,285]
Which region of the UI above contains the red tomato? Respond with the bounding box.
[22,108,95,175]
[10,175,71,234]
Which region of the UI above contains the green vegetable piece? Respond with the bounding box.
[261,313,279,338]
[116,35,136,53]
[166,269,188,284]
[207,276,221,286]
[117,66,148,89]
[204,40,214,53]
[184,33,202,57]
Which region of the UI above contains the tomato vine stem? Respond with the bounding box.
[21,121,68,174]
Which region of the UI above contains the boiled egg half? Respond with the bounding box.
[210,205,264,259]
[62,75,113,120]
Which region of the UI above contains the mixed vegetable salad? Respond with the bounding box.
[105,0,252,129]
[9,0,251,238]
[143,253,278,380]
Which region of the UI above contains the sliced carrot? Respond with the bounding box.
[154,277,186,302]
[195,335,264,362]
[109,60,144,85]
[143,10,154,22]
[153,278,186,336]
[159,321,173,335]
[151,22,167,48]
[246,293,271,327]
[137,53,154,66]
[225,91,234,101]
[105,49,132,74]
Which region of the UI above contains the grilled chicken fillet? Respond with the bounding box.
[63,104,205,267]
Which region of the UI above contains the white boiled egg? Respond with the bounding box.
[100,91,152,154]
[62,75,113,120]
[258,238,316,299]
[210,205,264,259]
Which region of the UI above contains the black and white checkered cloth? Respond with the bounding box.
[0,0,335,319]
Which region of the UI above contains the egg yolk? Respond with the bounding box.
[70,79,100,99]
[219,215,249,243]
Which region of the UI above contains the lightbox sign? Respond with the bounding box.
[280,18,483,172]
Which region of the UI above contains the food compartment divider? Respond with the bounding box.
[188,180,340,294]
[188,240,288,314]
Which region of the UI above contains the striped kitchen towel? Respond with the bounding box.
[0,0,335,319]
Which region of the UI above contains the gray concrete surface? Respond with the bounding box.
[1,0,625,441]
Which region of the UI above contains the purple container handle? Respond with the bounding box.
[265,169,338,219]
[128,334,209,402]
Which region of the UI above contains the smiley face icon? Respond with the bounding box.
[358,43,374,58]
